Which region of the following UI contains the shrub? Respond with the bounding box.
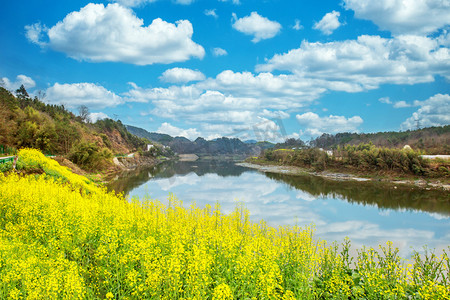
[69,142,113,171]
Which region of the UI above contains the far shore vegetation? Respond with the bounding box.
[249,143,449,183]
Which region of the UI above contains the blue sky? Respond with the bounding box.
[1,0,449,141]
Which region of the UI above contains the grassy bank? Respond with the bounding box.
[252,145,450,182]
[0,149,449,299]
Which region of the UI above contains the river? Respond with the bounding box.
[108,159,450,257]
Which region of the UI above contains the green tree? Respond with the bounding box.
[15,84,30,100]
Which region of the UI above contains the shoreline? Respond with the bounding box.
[237,162,450,191]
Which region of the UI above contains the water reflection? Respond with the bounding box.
[264,172,450,216]
[108,160,249,195]
[108,160,450,257]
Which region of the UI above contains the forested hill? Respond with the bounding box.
[0,86,149,170]
[309,126,450,154]
[126,125,268,156]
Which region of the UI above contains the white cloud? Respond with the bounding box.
[378,97,392,104]
[313,10,341,35]
[26,3,205,65]
[157,122,200,140]
[46,82,123,109]
[212,47,228,56]
[112,0,194,7]
[125,71,311,141]
[296,112,363,138]
[292,19,303,30]
[159,68,206,83]
[260,109,290,119]
[380,97,412,108]
[393,100,411,108]
[232,12,281,43]
[24,23,46,46]
[89,112,110,123]
[1,75,36,92]
[111,0,157,7]
[401,94,450,130]
[258,34,450,91]
[344,0,450,35]
[175,0,195,5]
[204,9,218,18]
[219,0,240,4]
[201,70,325,104]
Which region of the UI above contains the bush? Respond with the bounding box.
[69,142,113,171]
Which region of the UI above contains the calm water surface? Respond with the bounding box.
[108,160,450,257]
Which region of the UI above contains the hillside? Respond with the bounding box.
[126,125,267,156]
[0,86,150,171]
[309,126,450,154]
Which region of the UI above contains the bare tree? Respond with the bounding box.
[37,90,46,101]
[78,105,90,123]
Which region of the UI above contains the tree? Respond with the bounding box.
[36,90,46,101]
[15,84,29,100]
[78,105,90,123]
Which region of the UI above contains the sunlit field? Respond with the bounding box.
[0,149,448,299]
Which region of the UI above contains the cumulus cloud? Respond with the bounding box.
[401,94,450,130]
[296,112,363,138]
[157,122,200,140]
[344,0,450,35]
[45,82,123,109]
[258,34,450,91]
[313,10,341,35]
[232,12,281,43]
[1,75,36,92]
[89,112,110,123]
[125,64,395,140]
[125,70,312,141]
[212,47,228,56]
[201,70,326,104]
[26,3,205,65]
[159,68,206,83]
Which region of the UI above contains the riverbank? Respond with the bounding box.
[238,161,450,191]
[52,153,165,184]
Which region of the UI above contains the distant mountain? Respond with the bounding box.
[126,125,268,156]
[126,125,173,144]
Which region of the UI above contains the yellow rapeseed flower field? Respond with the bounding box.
[0,149,448,299]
